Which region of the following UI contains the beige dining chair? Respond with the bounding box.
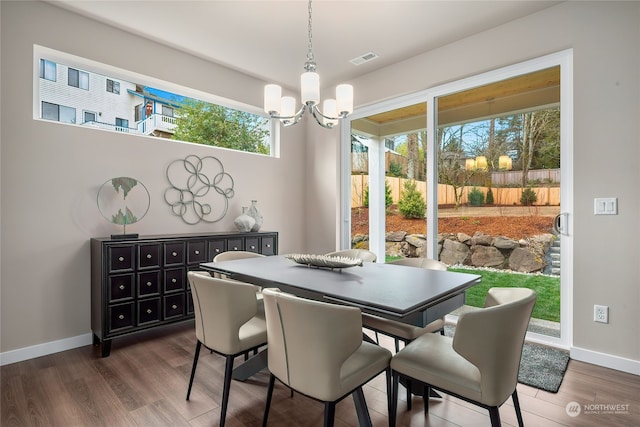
[325,249,377,262]
[362,257,448,352]
[213,250,264,292]
[261,288,392,427]
[186,272,268,427]
[390,287,537,427]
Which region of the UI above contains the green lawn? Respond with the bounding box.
[449,268,560,322]
[385,256,560,323]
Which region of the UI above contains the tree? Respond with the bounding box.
[398,179,426,219]
[172,99,270,154]
[406,133,420,179]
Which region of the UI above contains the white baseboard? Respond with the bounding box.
[0,333,93,366]
[571,346,640,375]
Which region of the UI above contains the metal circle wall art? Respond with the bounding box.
[164,155,235,225]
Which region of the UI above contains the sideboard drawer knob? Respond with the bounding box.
[118,256,125,262]
[118,314,125,320]
[250,245,256,249]
[146,282,152,287]
[146,309,152,314]
[214,248,220,253]
[233,247,238,250]
[146,254,152,259]
[119,284,125,290]
[266,244,271,248]
[171,278,177,283]
[172,304,177,310]
[172,251,177,257]
[194,250,200,255]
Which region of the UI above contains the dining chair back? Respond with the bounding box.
[261,288,392,427]
[390,287,537,427]
[186,271,267,427]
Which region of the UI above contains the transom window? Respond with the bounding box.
[35,45,275,157]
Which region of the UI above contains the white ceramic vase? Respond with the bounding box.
[234,207,255,232]
[247,200,263,232]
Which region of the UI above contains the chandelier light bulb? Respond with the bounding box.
[264,84,282,115]
[281,96,297,118]
[322,99,338,127]
[301,71,320,105]
[336,84,353,115]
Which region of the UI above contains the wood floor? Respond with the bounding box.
[2,321,639,427]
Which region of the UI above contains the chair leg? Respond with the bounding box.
[512,390,524,427]
[391,371,400,427]
[374,331,380,344]
[406,378,412,411]
[262,374,276,427]
[352,387,372,427]
[324,402,336,427]
[219,355,235,427]
[488,406,501,427]
[385,367,392,427]
[186,341,202,400]
[423,385,429,414]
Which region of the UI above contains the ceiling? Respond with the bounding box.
[47,1,561,91]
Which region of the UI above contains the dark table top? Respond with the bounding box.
[200,255,481,319]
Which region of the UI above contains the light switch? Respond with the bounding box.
[594,198,617,215]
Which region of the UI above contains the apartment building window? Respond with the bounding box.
[106,79,120,94]
[115,117,129,130]
[40,59,56,81]
[162,105,174,117]
[84,111,97,123]
[42,101,76,124]
[68,68,89,90]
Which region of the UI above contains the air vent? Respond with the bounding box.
[350,51,379,66]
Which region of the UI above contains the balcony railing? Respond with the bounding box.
[82,114,177,135]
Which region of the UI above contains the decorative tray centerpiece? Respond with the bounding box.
[285,254,364,270]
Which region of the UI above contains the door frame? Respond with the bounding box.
[342,49,573,348]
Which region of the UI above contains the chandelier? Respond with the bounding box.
[263,0,353,129]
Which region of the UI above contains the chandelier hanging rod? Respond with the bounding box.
[263,0,353,129]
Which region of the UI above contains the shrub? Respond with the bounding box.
[520,188,538,205]
[363,181,393,209]
[387,161,404,177]
[468,187,485,206]
[485,188,494,204]
[398,180,426,219]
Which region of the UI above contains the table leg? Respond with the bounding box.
[232,348,268,381]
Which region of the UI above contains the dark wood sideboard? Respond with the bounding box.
[90,231,278,357]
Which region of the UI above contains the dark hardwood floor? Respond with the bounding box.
[2,321,639,426]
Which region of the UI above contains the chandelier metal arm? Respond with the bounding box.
[267,104,307,127]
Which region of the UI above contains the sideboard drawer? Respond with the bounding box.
[164,294,185,319]
[138,271,160,297]
[208,239,226,259]
[138,244,161,269]
[108,246,135,272]
[246,237,259,253]
[164,268,185,293]
[261,236,276,255]
[108,274,134,302]
[227,238,243,251]
[164,242,185,266]
[138,298,161,325]
[108,302,135,333]
[187,240,207,264]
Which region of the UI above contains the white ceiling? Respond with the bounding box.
[48,1,560,91]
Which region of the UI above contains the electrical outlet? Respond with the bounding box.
[594,305,609,323]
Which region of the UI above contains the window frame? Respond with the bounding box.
[33,44,278,157]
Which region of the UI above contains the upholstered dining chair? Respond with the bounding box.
[261,288,392,427]
[213,250,265,292]
[362,257,448,351]
[186,271,268,427]
[361,257,448,409]
[325,249,377,263]
[390,287,537,427]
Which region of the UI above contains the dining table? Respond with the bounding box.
[199,254,481,377]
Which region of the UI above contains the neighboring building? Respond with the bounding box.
[38,58,177,137]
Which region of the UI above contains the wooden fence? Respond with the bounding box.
[351,175,560,208]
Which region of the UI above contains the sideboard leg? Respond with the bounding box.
[101,340,112,357]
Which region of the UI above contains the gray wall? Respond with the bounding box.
[2,1,639,373]
[0,1,308,354]
[313,1,640,370]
